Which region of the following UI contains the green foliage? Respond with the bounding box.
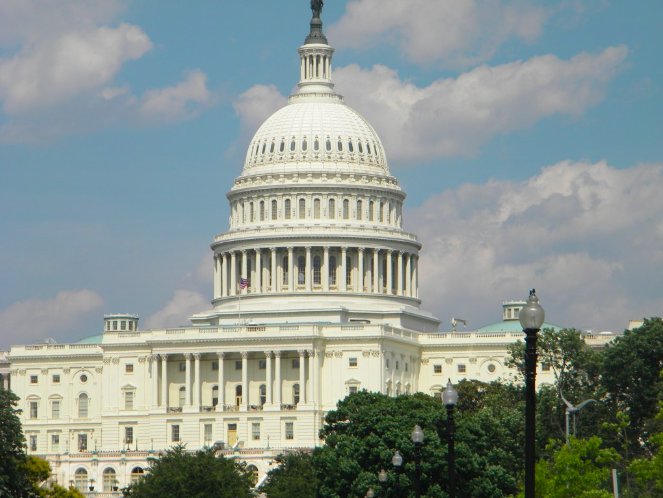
[0,387,32,497]
[628,402,663,497]
[24,455,51,486]
[40,484,86,498]
[258,451,317,498]
[127,445,253,498]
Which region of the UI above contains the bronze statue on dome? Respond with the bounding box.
[311,0,324,18]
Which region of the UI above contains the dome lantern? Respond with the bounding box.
[297,1,335,95]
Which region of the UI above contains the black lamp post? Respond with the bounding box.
[520,289,545,498]
[411,425,424,498]
[392,450,403,498]
[443,379,458,498]
[378,469,388,498]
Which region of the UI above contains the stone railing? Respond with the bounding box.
[166,407,182,413]
[223,405,239,412]
[248,405,264,412]
[280,404,297,411]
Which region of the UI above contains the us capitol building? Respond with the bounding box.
[5,6,616,493]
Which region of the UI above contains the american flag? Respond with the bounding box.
[239,277,248,290]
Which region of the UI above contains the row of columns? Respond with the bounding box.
[213,247,419,300]
[301,52,331,81]
[149,350,317,410]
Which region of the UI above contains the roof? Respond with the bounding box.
[477,320,564,333]
[76,334,104,344]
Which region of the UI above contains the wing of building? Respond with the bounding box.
[5,7,617,494]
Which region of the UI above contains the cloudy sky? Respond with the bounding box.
[0,0,661,347]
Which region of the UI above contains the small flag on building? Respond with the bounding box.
[239,277,248,290]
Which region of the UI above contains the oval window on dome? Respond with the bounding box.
[366,143,372,155]
[290,139,296,152]
[254,144,259,156]
[270,142,275,153]
[314,138,320,151]
[348,141,354,153]
[337,140,343,152]
[326,139,332,152]
[302,139,308,151]
[261,143,266,155]
[279,140,285,153]
[358,142,364,154]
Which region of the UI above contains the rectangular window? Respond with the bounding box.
[285,422,294,440]
[52,374,60,384]
[259,360,266,370]
[204,423,213,442]
[30,401,38,419]
[125,364,134,373]
[125,391,134,410]
[30,375,38,384]
[235,360,242,370]
[386,359,390,369]
[212,361,219,371]
[349,357,358,367]
[179,363,186,372]
[172,425,180,442]
[128,321,134,331]
[458,364,467,373]
[78,434,88,452]
[349,386,358,394]
[121,320,126,330]
[125,426,134,445]
[29,435,37,451]
[113,320,118,330]
[252,423,260,441]
[542,362,551,372]
[433,365,442,374]
[396,361,399,370]
[51,434,60,452]
[405,363,409,372]
[292,359,300,369]
[51,400,60,419]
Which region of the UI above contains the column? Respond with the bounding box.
[298,351,307,404]
[255,249,262,294]
[308,350,315,405]
[151,355,159,408]
[340,247,347,292]
[400,354,405,390]
[275,352,282,406]
[305,247,312,292]
[397,251,403,296]
[213,255,220,299]
[184,353,192,406]
[216,353,225,411]
[288,247,294,292]
[386,250,393,295]
[266,352,273,405]
[230,252,237,296]
[241,250,248,295]
[222,253,228,298]
[241,352,249,409]
[405,253,412,297]
[300,55,305,80]
[373,249,380,294]
[271,248,277,293]
[413,255,419,299]
[193,353,201,407]
[390,352,396,392]
[160,354,169,408]
[357,248,364,293]
[323,246,330,292]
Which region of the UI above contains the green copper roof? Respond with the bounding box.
[477,320,563,333]
[76,334,104,344]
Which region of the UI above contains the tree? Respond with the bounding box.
[258,451,317,498]
[127,445,253,498]
[22,456,85,498]
[0,387,32,497]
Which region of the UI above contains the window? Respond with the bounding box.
[292,359,300,369]
[125,364,134,373]
[285,422,294,440]
[358,141,364,153]
[314,198,320,219]
[271,200,277,220]
[252,423,261,441]
[80,374,88,383]
[30,375,38,384]
[279,140,285,153]
[212,361,219,371]
[313,256,321,285]
[329,256,337,285]
[369,201,374,221]
[212,385,219,406]
[250,202,255,221]
[386,359,390,369]
[179,387,185,407]
[52,374,60,384]
[290,139,296,152]
[113,320,118,330]
[259,360,266,370]
[74,468,88,492]
[78,393,89,418]
[542,362,551,372]
[51,434,60,452]
[128,321,133,331]
[51,400,60,419]
[283,255,289,284]
[172,425,180,442]
[349,357,358,367]
[103,468,116,492]
[357,200,363,220]
[349,385,358,395]
[379,201,384,222]
[29,434,37,451]
[367,142,372,155]
[488,364,496,373]
[204,423,213,443]
[337,139,343,151]
[297,256,305,284]
[247,464,260,486]
[343,199,349,220]
[235,385,242,406]
[348,140,354,152]
[346,256,352,286]
[433,365,442,374]
[458,364,467,373]
[179,363,186,372]
[302,138,308,151]
[269,142,275,153]
[78,434,88,452]
[299,198,306,219]
[396,361,400,370]
[260,201,265,221]
[285,199,291,219]
[293,384,300,404]
[125,391,134,410]
[121,320,126,330]
[30,401,38,419]
[259,384,266,405]
[326,139,332,151]
[235,360,242,370]
[329,198,336,219]
[125,426,134,445]
[405,363,409,372]
[131,468,144,486]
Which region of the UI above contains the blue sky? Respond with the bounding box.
[0,0,661,347]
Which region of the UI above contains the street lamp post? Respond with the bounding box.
[411,425,424,498]
[520,289,545,498]
[378,469,388,498]
[392,451,403,498]
[366,488,375,498]
[443,379,458,498]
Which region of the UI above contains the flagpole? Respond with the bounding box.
[238,290,242,326]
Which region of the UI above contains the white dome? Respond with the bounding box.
[241,94,390,178]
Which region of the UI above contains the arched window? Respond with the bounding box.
[298,256,305,284]
[235,385,242,406]
[212,385,219,407]
[247,465,259,487]
[283,255,289,285]
[313,256,321,285]
[329,256,337,285]
[348,140,354,153]
[271,200,277,221]
[347,256,353,286]
[78,393,88,418]
[369,201,374,221]
[259,201,265,221]
[367,142,372,155]
[314,198,321,219]
[337,139,343,152]
[379,201,384,222]
[284,199,291,220]
[261,143,266,155]
[357,200,363,221]
[328,199,336,219]
[358,141,364,153]
[293,384,300,404]
[290,139,296,152]
[74,468,88,492]
[279,140,285,153]
[314,138,320,151]
[259,384,266,406]
[343,199,350,220]
[179,387,185,407]
[326,139,332,151]
[299,198,306,219]
[131,468,144,486]
[250,202,254,222]
[103,468,117,492]
[269,142,275,153]
[301,138,308,151]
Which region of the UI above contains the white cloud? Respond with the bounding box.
[0,290,104,347]
[144,290,208,329]
[333,46,627,163]
[233,84,288,136]
[139,70,213,124]
[409,160,663,333]
[329,0,549,67]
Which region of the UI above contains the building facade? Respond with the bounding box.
[6,7,616,494]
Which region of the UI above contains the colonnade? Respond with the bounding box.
[212,246,419,300]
